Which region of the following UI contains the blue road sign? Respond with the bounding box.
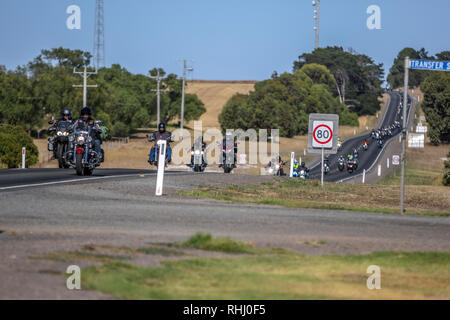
[410,59,450,71]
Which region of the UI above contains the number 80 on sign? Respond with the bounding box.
[312,121,334,148]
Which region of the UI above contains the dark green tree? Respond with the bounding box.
[421,72,450,145]
[387,47,431,89]
[293,47,384,115]
[219,66,358,138]
[443,151,450,186]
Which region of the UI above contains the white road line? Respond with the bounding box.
[0,173,153,191]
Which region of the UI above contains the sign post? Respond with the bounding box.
[400,57,449,214]
[308,114,339,187]
[155,140,167,196]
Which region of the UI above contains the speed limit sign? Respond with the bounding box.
[308,114,339,154]
[312,121,333,148]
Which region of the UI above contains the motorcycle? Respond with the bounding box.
[338,159,345,171]
[48,120,71,168]
[363,142,369,151]
[323,161,330,175]
[221,143,236,174]
[377,139,384,148]
[298,169,309,179]
[266,158,286,176]
[147,135,173,168]
[190,145,207,173]
[347,160,356,173]
[68,122,102,176]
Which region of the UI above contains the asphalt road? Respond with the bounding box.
[309,92,407,182]
[1,171,449,299]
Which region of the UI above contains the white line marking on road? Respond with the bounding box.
[0,173,154,191]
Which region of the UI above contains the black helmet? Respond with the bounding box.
[80,107,92,117]
[158,122,166,132]
[301,162,306,167]
[62,108,72,117]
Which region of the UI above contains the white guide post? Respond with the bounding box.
[21,147,26,169]
[155,140,167,196]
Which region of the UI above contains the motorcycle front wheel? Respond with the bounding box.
[57,143,64,169]
[75,153,84,176]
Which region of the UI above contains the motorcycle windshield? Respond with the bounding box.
[57,122,70,132]
[75,121,88,132]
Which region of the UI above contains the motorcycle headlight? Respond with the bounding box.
[194,150,201,155]
[77,136,85,143]
[63,132,69,136]
[300,170,305,174]
[191,151,194,155]
[275,165,280,169]
[57,131,62,136]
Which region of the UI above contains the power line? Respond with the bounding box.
[149,69,167,125]
[73,67,98,108]
[180,59,193,138]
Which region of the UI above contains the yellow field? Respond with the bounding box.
[185,80,257,129]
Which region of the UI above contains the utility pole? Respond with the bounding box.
[313,0,320,49]
[180,59,193,138]
[400,57,410,214]
[73,66,98,108]
[150,70,165,126]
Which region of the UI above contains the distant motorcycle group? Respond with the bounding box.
[48,106,403,177]
[47,107,106,176]
[146,125,238,174]
[335,119,402,175]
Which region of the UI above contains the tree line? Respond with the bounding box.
[387,48,450,89]
[0,47,206,137]
[220,46,386,138]
[387,47,449,146]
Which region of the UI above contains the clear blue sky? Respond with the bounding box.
[0,0,449,81]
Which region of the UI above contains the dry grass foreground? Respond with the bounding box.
[49,234,450,300]
[181,179,450,216]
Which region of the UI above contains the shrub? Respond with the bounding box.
[0,125,39,168]
[443,151,450,186]
[111,121,129,137]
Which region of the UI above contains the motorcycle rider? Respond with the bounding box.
[72,107,103,161]
[190,136,207,168]
[148,122,173,165]
[219,132,238,168]
[362,139,369,150]
[338,155,345,170]
[323,156,330,173]
[48,108,74,159]
[299,161,310,178]
[292,159,300,177]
